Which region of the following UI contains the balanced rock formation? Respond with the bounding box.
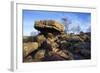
[34,20,64,34]
[23,20,74,62]
[23,20,91,62]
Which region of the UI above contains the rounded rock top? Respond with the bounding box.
[34,20,65,34]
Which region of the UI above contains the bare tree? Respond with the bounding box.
[76,25,81,33]
[62,18,71,33]
[71,25,81,34]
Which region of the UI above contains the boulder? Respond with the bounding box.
[36,34,46,46]
[34,50,46,60]
[56,50,73,60]
[23,55,33,62]
[34,20,64,34]
[23,42,39,57]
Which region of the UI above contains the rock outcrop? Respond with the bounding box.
[23,20,91,62]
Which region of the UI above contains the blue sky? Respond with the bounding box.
[23,10,91,36]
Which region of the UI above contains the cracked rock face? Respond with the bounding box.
[34,20,64,34]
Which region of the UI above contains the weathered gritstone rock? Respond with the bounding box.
[23,56,33,62]
[43,48,73,61]
[51,48,73,60]
[34,20,64,34]
[36,34,46,46]
[23,42,39,58]
[34,50,46,60]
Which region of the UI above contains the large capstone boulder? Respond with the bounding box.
[34,20,64,34]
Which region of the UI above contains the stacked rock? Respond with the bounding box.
[23,20,73,62]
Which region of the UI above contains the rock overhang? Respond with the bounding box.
[34,20,65,34]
